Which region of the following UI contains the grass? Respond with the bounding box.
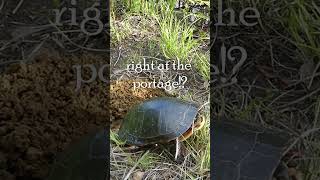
[302,97,320,180]
[135,151,159,169]
[110,130,159,170]
[157,9,200,61]
[185,114,210,173]
[110,83,210,179]
[111,0,209,80]
[126,0,177,14]
[187,0,209,6]
[111,0,320,179]
[211,1,320,179]
[194,52,210,80]
[111,14,133,44]
[110,0,207,179]
[110,117,210,179]
[110,130,126,146]
[283,0,320,59]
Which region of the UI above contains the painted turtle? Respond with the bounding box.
[46,98,294,180]
[117,97,206,159]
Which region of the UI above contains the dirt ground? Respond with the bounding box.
[0,52,109,180]
[0,51,170,179]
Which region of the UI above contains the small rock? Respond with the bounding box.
[288,167,297,177]
[288,167,304,180]
[132,171,145,180]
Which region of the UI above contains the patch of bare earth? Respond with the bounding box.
[0,53,108,180]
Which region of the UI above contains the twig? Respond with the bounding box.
[0,0,4,12]
[113,47,122,67]
[25,38,47,61]
[308,60,320,89]
[288,72,320,88]
[48,20,108,52]
[267,90,295,107]
[12,0,24,14]
[0,25,52,51]
[198,100,209,112]
[283,128,320,156]
[278,87,320,109]
[123,150,149,180]
[141,56,166,62]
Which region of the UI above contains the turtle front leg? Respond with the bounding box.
[173,138,188,164]
[174,138,180,161]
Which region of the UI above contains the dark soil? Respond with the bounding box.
[0,52,108,180]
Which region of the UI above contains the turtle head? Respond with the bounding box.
[193,114,205,131]
[178,114,206,142]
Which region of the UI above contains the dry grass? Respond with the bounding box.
[110,1,210,179]
[211,0,320,179]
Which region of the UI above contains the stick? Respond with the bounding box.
[123,150,149,180]
[12,0,24,14]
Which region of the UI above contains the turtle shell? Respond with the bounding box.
[118,97,199,145]
[46,130,108,180]
[213,120,290,180]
